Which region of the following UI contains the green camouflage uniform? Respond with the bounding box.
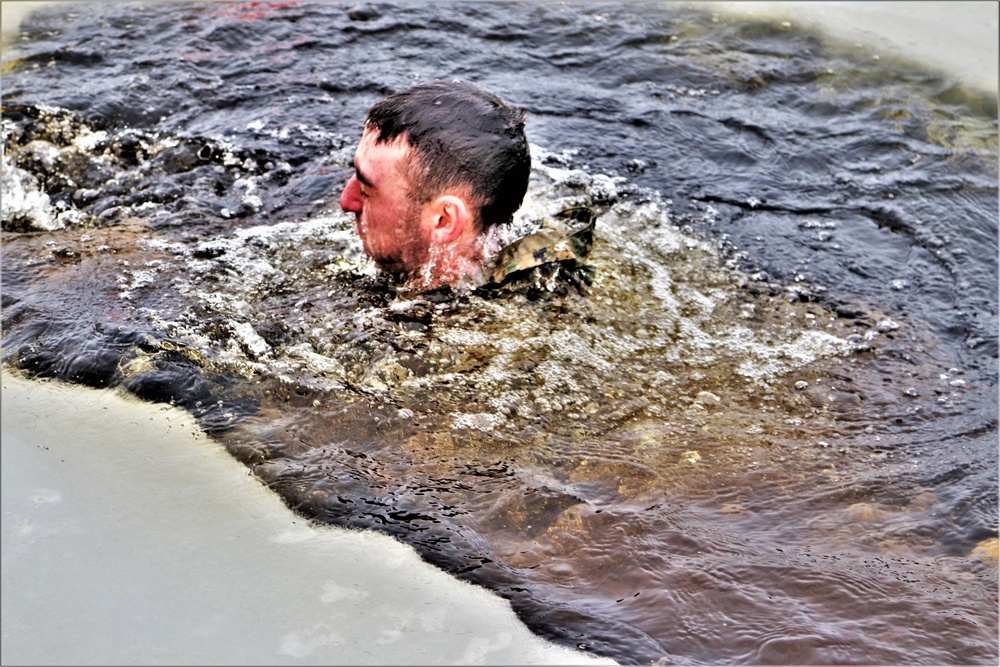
[476,205,596,290]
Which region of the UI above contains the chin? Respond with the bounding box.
[373,257,409,276]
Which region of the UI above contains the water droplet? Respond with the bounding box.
[876,318,901,333]
[680,450,701,464]
[695,391,721,405]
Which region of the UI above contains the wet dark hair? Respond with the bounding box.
[365,79,530,231]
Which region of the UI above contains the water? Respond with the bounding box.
[2,2,997,664]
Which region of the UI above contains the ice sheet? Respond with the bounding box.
[1,370,615,665]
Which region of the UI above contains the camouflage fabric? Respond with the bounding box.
[480,205,596,288]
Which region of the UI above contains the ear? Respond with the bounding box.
[425,195,471,245]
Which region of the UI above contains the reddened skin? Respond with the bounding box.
[424,195,471,246]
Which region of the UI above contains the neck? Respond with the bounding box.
[413,235,489,290]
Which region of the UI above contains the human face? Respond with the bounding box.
[339,129,430,276]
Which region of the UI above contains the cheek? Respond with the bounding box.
[372,199,403,231]
[357,202,394,251]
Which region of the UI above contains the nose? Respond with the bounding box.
[340,175,363,213]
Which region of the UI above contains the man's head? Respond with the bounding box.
[339,80,530,286]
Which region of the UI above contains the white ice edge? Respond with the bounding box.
[1,370,615,666]
[704,1,998,94]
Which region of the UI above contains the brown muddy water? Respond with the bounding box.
[2,2,997,664]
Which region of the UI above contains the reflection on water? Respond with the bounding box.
[2,2,997,664]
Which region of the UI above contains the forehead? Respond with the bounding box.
[355,129,412,186]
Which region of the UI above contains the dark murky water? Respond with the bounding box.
[2,2,997,664]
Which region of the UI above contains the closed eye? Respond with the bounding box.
[354,161,374,190]
[356,178,369,198]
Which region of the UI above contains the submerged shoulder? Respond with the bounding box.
[476,205,597,294]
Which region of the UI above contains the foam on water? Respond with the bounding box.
[70,128,856,409]
[0,155,59,230]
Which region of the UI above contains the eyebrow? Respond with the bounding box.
[353,160,374,188]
